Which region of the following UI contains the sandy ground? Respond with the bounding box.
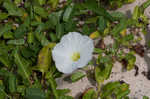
[56,0,150,98]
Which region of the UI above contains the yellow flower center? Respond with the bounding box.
[71,52,80,61]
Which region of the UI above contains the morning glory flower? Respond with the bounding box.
[52,32,94,74]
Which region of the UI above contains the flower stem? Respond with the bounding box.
[96,83,101,99]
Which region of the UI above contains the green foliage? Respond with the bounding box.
[63,4,74,22]
[25,88,46,99]
[14,49,31,84]
[82,88,96,99]
[83,0,115,21]
[0,80,10,99]
[33,6,48,18]
[125,52,136,70]
[0,23,12,37]
[0,13,8,21]
[71,71,85,82]
[0,0,149,98]
[48,0,59,9]
[100,0,135,9]
[143,96,149,99]
[3,0,24,16]
[100,81,130,99]
[8,74,17,93]
[98,16,107,33]
[0,55,12,68]
[35,43,55,74]
[95,62,113,83]
[7,39,25,45]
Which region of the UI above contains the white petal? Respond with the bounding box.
[52,32,94,73]
[52,52,76,73]
[60,32,84,52]
[76,36,94,68]
[55,60,78,74]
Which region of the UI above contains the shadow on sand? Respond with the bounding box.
[144,27,150,71]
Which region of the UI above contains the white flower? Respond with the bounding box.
[52,32,94,74]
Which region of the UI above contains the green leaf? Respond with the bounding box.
[14,49,31,84]
[28,40,41,55]
[0,0,3,4]
[82,88,96,99]
[0,85,7,99]
[95,63,113,83]
[0,69,11,77]
[125,53,136,70]
[124,34,134,41]
[20,47,34,58]
[7,39,25,45]
[94,48,104,54]
[48,11,63,27]
[101,82,120,98]
[14,0,22,4]
[38,0,46,5]
[0,81,11,99]
[57,89,71,96]
[95,66,104,83]
[49,33,57,42]
[8,74,17,93]
[63,4,74,22]
[115,83,130,99]
[56,23,64,39]
[59,95,73,99]
[132,6,140,20]
[17,85,26,95]
[113,19,126,34]
[83,0,114,21]
[99,56,113,64]
[98,16,107,33]
[46,72,59,99]
[3,1,23,16]
[71,71,85,82]
[85,17,98,24]
[0,24,12,37]
[3,31,14,39]
[82,24,96,35]
[57,89,73,99]
[14,24,27,38]
[111,12,126,20]
[141,0,150,10]
[27,32,34,44]
[101,81,130,99]
[0,55,12,68]
[35,32,50,46]
[48,0,59,8]
[34,6,48,18]
[0,13,9,20]
[25,88,46,99]
[112,18,132,38]
[143,96,149,99]
[36,43,55,74]
[35,23,46,32]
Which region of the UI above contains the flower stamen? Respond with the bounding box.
[71,52,80,61]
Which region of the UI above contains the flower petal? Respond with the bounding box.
[52,32,94,73]
[76,36,94,68]
[55,60,78,74]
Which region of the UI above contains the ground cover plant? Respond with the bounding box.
[100,0,136,9]
[0,0,150,99]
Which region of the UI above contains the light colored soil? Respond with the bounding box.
[56,0,150,98]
